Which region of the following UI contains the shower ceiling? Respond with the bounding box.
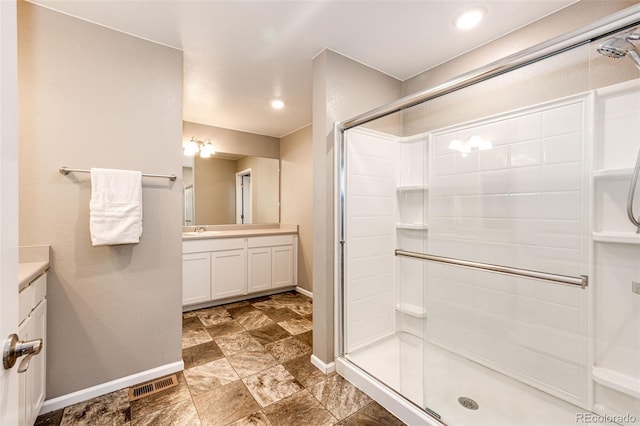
[27,0,575,138]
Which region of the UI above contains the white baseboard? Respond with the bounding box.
[40,361,184,415]
[295,286,313,298]
[310,354,335,374]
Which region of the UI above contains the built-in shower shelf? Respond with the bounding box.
[592,367,640,399]
[396,223,429,230]
[396,303,427,318]
[396,185,429,192]
[592,231,640,245]
[593,168,634,179]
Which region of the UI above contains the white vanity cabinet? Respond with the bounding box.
[248,235,295,291]
[18,272,47,426]
[211,247,247,300]
[182,252,211,305]
[182,233,297,307]
[247,247,272,293]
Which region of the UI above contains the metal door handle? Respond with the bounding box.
[3,334,43,372]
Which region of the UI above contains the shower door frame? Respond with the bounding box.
[335,4,640,425]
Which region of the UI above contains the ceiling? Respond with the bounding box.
[29,0,575,138]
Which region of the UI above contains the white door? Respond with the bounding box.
[1,1,20,424]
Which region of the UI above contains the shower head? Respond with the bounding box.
[597,32,640,70]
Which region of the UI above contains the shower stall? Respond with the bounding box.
[335,6,640,426]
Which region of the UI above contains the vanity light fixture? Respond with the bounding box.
[454,6,486,31]
[271,99,285,110]
[184,136,216,158]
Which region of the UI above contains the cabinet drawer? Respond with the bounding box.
[183,237,245,253]
[248,235,294,248]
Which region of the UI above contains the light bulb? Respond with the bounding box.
[468,135,483,148]
[200,139,215,156]
[449,139,462,151]
[184,138,199,156]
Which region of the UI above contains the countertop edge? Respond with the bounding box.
[182,228,298,240]
[19,261,49,292]
[19,245,50,291]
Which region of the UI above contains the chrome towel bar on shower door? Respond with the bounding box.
[395,250,588,288]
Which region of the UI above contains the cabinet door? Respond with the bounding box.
[28,299,46,426]
[247,247,272,293]
[272,245,294,288]
[211,249,247,299]
[182,253,211,305]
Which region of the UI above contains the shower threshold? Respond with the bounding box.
[343,333,597,426]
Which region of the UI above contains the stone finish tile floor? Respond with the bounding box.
[35,291,405,426]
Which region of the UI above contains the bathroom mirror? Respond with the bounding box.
[183,153,280,226]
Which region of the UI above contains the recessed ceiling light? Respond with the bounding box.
[454,7,486,31]
[271,99,285,110]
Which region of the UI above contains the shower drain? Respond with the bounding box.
[458,396,479,410]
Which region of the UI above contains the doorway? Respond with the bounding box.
[235,169,251,224]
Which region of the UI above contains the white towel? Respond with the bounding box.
[89,168,143,246]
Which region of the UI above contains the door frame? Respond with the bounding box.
[0,0,20,424]
[235,168,252,224]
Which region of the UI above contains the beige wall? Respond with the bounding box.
[312,50,403,363]
[183,121,280,159]
[237,156,280,224]
[18,2,183,398]
[280,125,313,292]
[194,157,236,224]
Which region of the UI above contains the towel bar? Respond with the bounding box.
[395,249,588,288]
[59,167,176,181]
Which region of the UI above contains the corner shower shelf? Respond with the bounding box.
[592,231,640,245]
[592,367,640,399]
[593,168,634,179]
[396,223,429,230]
[396,185,428,192]
[396,303,428,318]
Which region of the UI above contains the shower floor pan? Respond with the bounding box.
[345,333,603,426]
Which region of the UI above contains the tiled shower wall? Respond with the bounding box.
[344,83,640,415]
[344,130,397,351]
[429,96,589,275]
[422,95,591,406]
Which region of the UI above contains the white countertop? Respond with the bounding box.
[19,262,49,292]
[19,245,50,292]
[182,224,298,240]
